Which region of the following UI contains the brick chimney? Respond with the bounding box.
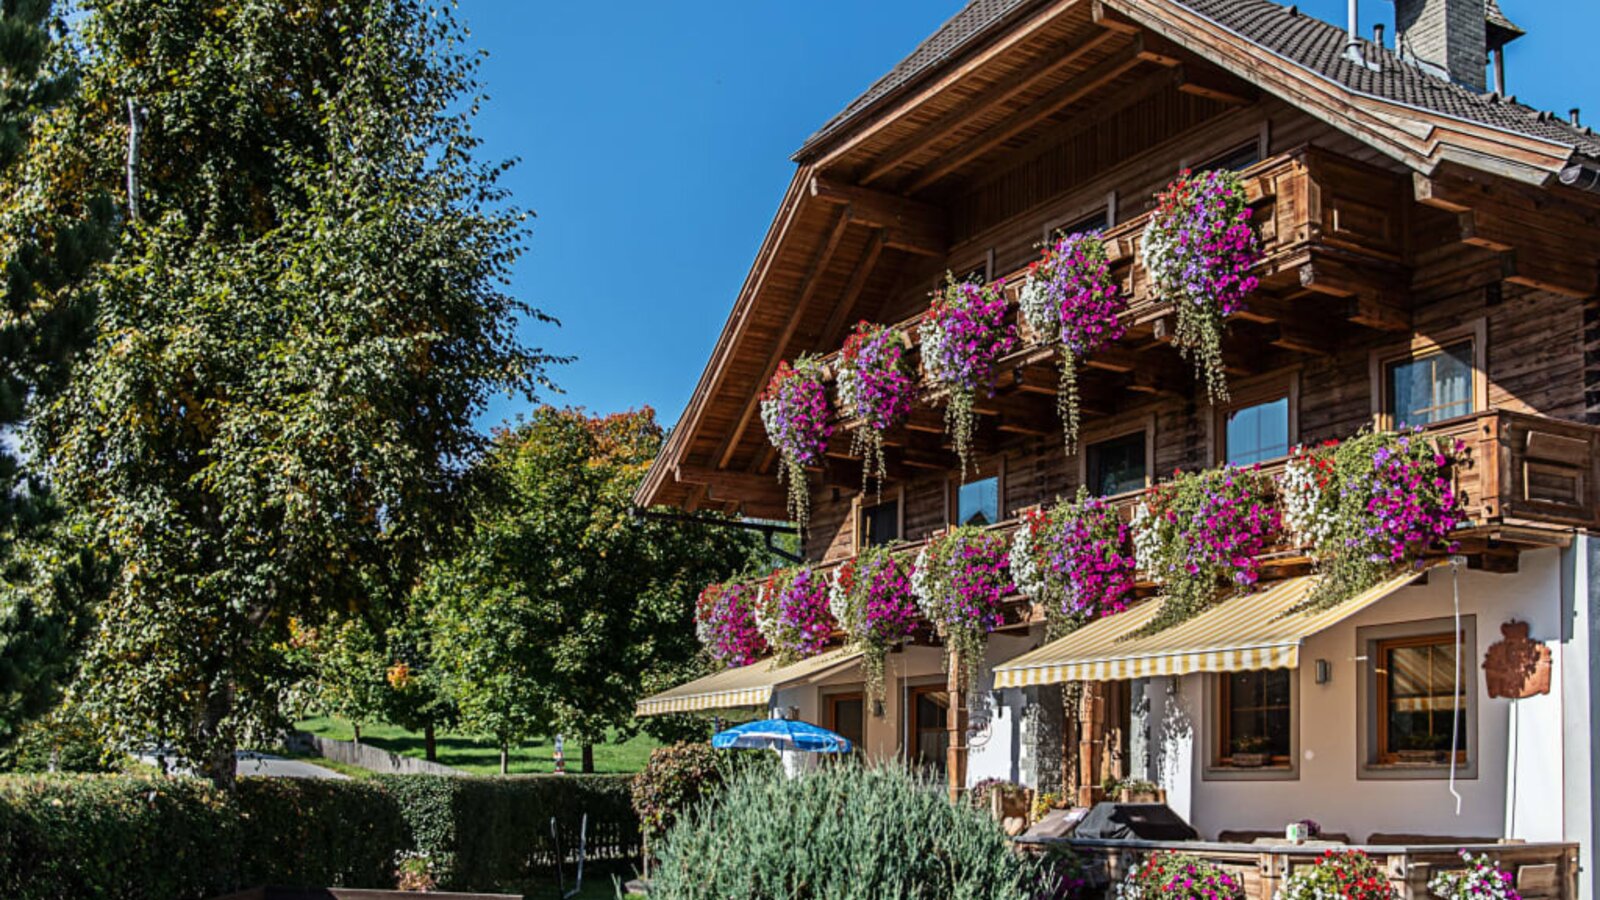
[1394,0,1488,90]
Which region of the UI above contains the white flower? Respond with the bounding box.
[1279,456,1338,550]
[1009,524,1046,603]
[827,566,851,629]
[910,545,936,620]
[1130,502,1163,579]
[1017,274,1056,342]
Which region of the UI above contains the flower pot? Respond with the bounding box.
[1397,749,1446,764]
[1118,788,1164,804]
[1230,753,1267,768]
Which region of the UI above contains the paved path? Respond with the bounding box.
[136,749,348,780]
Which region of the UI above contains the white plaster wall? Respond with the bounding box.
[1153,549,1568,842]
[966,632,1041,787]
[1560,535,1597,900]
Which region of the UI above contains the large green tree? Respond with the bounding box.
[31,0,556,787]
[428,408,760,773]
[0,0,116,751]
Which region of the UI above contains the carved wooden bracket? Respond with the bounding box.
[1482,620,1552,699]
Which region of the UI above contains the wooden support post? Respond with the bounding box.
[947,649,968,803]
[1077,681,1106,807]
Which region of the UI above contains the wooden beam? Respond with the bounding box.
[1176,65,1254,105]
[1299,256,1412,332]
[1091,0,1140,33]
[903,36,1150,194]
[714,209,853,470]
[674,464,782,499]
[861,28,1125,185]
[809,176,946,256]
[816,229,888,350]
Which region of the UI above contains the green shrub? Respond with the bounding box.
[0,772,638,900]
[649,761,1040,899]
[630,742,723,845]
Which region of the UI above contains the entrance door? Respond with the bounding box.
[909,685,950,777]
[826,691,866,753]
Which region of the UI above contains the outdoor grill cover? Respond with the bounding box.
[1073,803,1199,841]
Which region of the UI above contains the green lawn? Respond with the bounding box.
[294,717,660,775]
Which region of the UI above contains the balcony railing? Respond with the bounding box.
[816,409,1597,584]
[815,145,1409,389]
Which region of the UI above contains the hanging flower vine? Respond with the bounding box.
[1010,489,1137,638]
[912,526,1014,687]
[755,565,836,665]
[919,275,1016,474]
[759,355,833,528]
[1280,429,1465,612]
[695,580,768,668]
[1141,169,1261,404]
[1018,232,1126,453]
[828,545,920,704]
[1131,466,1281,633]
[837,321,917,497]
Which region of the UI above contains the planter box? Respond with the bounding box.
[206,883,518,890]
[1230,753,1268,768]
[1117,788,1166,804]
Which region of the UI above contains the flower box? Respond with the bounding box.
[1228,753,1268,769]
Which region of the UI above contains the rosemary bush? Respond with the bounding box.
[649,762,1040,899]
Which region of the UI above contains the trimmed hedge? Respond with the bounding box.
[0,772,638,900]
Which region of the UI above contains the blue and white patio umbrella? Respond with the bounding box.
[711,717,853,754]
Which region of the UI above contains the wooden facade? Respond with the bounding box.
[635,0,1600,876]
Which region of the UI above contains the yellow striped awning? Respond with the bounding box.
[635,647,863,717]
[993,569,1431,688]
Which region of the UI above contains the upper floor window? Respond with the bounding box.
[956,476,999,527]
[1085,430,1147,497]
[1386,340,1475,429]
[1051,209,1109,241]
[1195,141,1261,174]
[860,497,900,548]
[1224,396,1291,466]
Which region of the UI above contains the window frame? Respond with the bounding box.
[1373,633,1470,767]
[1181,122,1270,174]
[947,456,1007,529]
[854,485,905,554]
[1356,615,1479,780]
[946,248,995,288]
[906,683,951,775]
[1204,668,1300,781]
[1212,371,1300,467]
[1041,197,1116,245]
[1079,415,1156,499]
[1369,320,1487,432]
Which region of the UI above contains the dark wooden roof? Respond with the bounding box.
[798,0,1599,164]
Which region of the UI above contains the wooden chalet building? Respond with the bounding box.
[634,0,1598,894]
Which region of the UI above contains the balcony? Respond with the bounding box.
[815,409,1596,600]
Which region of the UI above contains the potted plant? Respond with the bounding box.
[1118,851,1245,900]
[1279,849,1397,900]
[1397,731,1452,764]
[1229,735,1273,768]
[1428,850,1521,900]
[1111,778,1164,803]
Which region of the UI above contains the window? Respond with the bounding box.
[1224,396,1291,465]
[1085,431,1148,497]
[1217,670,1292,767]
[1386,341,1474,429]
[860,498,900,548]
[956,476,999,527]
[1195,141,1261,174]
[909,686,949,776]
[826,692,866,753]
[1050,209,1109,241]
[1375,633,1468,765]
[1357,615,1476,779]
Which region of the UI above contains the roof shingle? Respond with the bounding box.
[799,0,1600,164]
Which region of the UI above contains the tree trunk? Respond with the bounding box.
[500,740,509,775]
[196,683,238,792]
[581,743,594,774]
[352,721,362,745]
[424,723,437,761]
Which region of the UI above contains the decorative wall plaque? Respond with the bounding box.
[1482,620,1552,699]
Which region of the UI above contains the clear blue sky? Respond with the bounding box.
[463,0,1599,432]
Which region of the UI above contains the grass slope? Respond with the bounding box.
[295,717,660,775]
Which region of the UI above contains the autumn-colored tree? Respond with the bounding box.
[428,408,760,772]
